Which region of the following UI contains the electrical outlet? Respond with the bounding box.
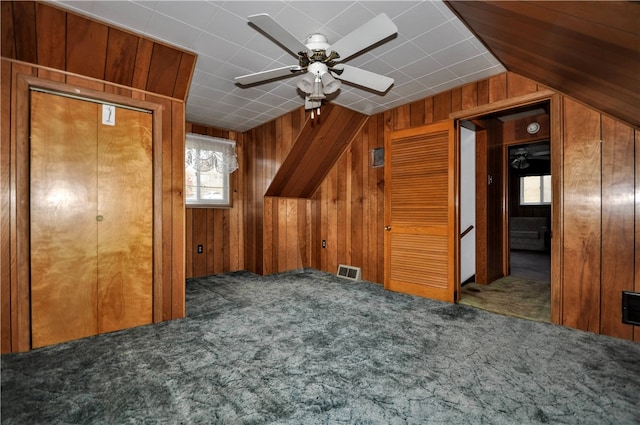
[322,240,326,248]
[197,244,203,254]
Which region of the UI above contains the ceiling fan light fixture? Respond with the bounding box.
[296,73,315,94]
[321,72,341,94]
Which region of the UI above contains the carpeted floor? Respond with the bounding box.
[459,276,551,323]
[2,269,639,424]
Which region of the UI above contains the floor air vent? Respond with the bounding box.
[337,264,361,281]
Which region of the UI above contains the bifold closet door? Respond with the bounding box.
[30,91,153,349]
[97,106,153,334]
[31,92,99,348]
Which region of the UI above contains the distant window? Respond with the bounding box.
[520,175,551,205]
[185,134,237,207]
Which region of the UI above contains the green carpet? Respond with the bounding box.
[459,276,551,323]
[2,269,638,424]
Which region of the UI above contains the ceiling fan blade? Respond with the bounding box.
[235,65,303,85]
[333,64,394,93]
[248,13,307,58]
[330,13,397,61]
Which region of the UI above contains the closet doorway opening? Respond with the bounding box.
[457,100,553,323]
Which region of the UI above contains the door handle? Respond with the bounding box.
[384,225,392,231]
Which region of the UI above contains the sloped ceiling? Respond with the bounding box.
[447,1,640,129]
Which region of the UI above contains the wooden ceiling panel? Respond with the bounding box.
[447,1,640,128]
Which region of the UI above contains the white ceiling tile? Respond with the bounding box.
[145,14,202,47]
[154,1,219,29]
[431,40,482,67]
[399,56,442,79]
[447,54,494,78]
[89,1,154,33]
[413,22,467,55]
[393,2,448,40]
[51,0,509,132]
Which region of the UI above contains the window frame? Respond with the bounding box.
[185,133,236,208]
[519,174,551,206]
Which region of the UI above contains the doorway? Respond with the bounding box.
[458,102,552,323]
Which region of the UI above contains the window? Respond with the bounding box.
[520,175,551,205]
[185,133,237,207]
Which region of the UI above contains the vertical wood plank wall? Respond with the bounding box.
[1,1,194,352]
[184,124,244,278]
[241,72,638,342]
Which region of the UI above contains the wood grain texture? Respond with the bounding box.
[3,1,196,101]
[447,1,640,128]
[30,92,99,348]
[385,122,456,302]
[2,60,185,352]
[0,60,11,353]
[636,128,640,342]
[600,115,634,339]
[265,105,367,198]
[562,98,601,333]
[97,105,153,334]
[184,124,243,278]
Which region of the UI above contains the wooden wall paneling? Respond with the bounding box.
[13,64,37,352]
[424,97,435,126]
[451,88,462,113]
[336,152,348,267]
[549,94,563,325]
[488,73,507,103]
[410,99,425,128]
[600,115,634,339]
[351,131,364,270]
[146,44,182,97]
[326,167,339,274]
[171,101,185,318]
[1,2,16,59]
[146,94,174,320]
[507,73,538,98]
[277,198,288,271]
[1,61,12,353]
[286,199,299,270]
[394,104,411,130]
[192,208,207,277]
[477,79,490,106]
[375,114,386,283]
[461,83,478,110]
[474,128,489,284]
[562,98,601,333]
[205,209,215,272]
[66,14,108,80]
[213,209,225,273]
[11,2,37,64]
[132,39,153,91]
[104,28,138,87]
[232,132,244,271]
[263,196,274,275]
[185,208,193,279]
[35,2,65,70]
[173,53,196,100]
[636,129,640,342]
[433,91,452,122]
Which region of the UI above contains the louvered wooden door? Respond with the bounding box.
[30,91,152,348]
[384,121,457,302]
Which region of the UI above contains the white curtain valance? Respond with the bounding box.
[185,133,238,174]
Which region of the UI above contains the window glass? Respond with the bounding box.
[520,175,551,205]
[185,134,237,207]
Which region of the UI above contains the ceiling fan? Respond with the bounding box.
[510,146,550,169]
[234,13,398,113]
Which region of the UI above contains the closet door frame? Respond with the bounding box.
[14,75,164,351]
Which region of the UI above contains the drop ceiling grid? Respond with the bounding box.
[53,0,506,132]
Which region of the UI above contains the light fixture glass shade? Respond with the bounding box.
[308,77,326,101]
[321,72,341,94]
[296,73,315,94]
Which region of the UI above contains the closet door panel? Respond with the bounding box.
[30,92,98,348]
[97,106,153,334]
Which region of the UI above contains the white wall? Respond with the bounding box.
[460,127,476,283]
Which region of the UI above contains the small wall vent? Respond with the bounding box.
[622,291,640,326]
[337,264,361,281]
